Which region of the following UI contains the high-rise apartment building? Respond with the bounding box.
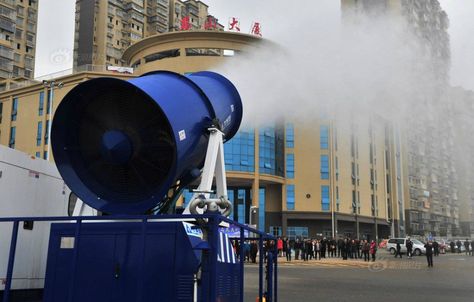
[342,0,460,237]
[0,0,38,83]
[449,87,474,237]
[73,0,221,70]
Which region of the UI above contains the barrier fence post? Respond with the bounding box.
[267,249,273,302]
[138,218,148,302]
[239,226,245,302]
[274,241,278,302]
[3,220,19,302]
[258,237,264,302]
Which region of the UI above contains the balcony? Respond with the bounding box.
[0,46,13,60]
[108,0,123,7]
[125,3,144,14]
[0,17,15,33]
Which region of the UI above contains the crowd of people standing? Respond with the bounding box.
[276,237,379,262]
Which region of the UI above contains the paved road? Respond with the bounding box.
[244,252,474,302]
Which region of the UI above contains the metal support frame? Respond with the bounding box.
[187,128,231,216]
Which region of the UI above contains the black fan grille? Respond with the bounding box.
[68,80,176,205]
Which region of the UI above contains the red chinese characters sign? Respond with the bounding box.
[228,17,240,32]
[204,16,218,30]
[250,22,262,37]
[180,16,191,31]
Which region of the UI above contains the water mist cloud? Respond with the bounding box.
[214,1,441,127]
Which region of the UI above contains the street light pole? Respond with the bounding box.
[43,80,63,161]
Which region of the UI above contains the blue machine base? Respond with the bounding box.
[44,222,201,302]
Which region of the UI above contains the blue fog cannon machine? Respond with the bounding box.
[37,71,278,302]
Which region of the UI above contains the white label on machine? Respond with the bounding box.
[60,237,75,249]
[182,222,203,238]
[178,130,186,141]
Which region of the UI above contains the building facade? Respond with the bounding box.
[0,0,38,82]
[73,0,222,70]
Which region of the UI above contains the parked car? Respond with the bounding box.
[386,238,426,256]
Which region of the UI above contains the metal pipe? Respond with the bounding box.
[46,84,54,161]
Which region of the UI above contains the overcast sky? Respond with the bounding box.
[35,0,474,90]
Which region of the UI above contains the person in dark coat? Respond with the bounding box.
[330,238,336,258]
[356,239,361,259]
[394,241,402,258]
[433,240,439,256]
[337,238,344,258]
[456,240,462,254]
[406,238,413,258]
[294,238,302,260]
[343,238,350,260]
[301,239,307,261]
[425,241,434,267]
[464,239,470,256]
[471,240,474,256]
[285,239,292,261]
[282,237,288,258]
[250,240,258,263]
[362,240,370,262]
[450,241,456,253]
[351,240,358,259]
[314,240,321,260]
[321,238,327,258]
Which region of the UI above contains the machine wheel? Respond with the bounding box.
[414,249,421,256]
[389,248,396,255]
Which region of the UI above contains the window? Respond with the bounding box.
[336,186,340,212]
[286,226,308,240]
[287,185,295,210]
[352,190,357,214]
[321,185,330,211]
[259,188,265,232]
[320,155,329,179]
[9,126,15,148]
[237,189,246,224]
[44,120,49,145]
[371,194,376,216]
[223,129,255,172]
[46,89,51,114]
[269,226,282,237]
[36,121,42,146]
[286,123,294,148]
[286,153,294,178]
[144,49,180,63]
[38,91,44,116]
[320,125,329,149]
[11,97,18,121]
[43,151,48,160]
[0,102,3,123]
[35,151,40,158]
